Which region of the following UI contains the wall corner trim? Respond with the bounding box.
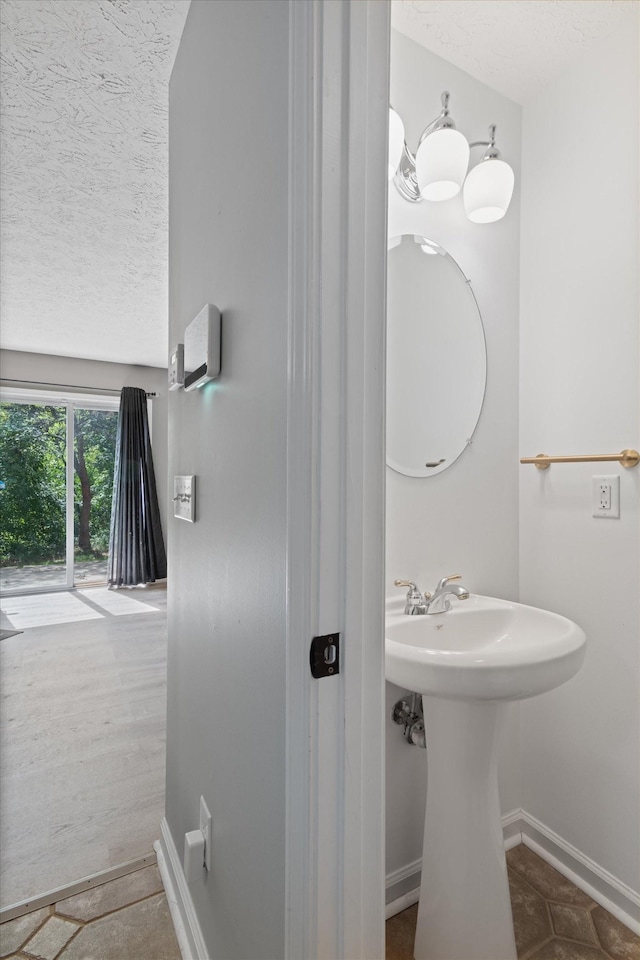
[385,809,640,936]
[155,820,210,960]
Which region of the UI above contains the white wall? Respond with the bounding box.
[519,18,639,895]
[0,348,169,532]
[386,30,522,884]
[166,2,289,957]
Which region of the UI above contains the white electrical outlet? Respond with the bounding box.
[592,475,620,519]
[200,796,212,871]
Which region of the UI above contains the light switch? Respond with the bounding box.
[184,830,205,882]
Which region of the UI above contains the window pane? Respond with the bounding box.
[73,408,118,585]
[0,402,67,592]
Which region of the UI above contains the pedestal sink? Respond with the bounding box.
[385,594,586,960]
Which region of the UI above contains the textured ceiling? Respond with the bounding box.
[0,0,189,369]
[1,1,636,369]
[392,0,638,104]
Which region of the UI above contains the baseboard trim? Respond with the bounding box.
[501,808,524,850]
[156,818,209,960]
[385,858,422,908]
[0,853,157,924]
[385,886,419,920]
[515,810,640,936]
[385,809,640,935]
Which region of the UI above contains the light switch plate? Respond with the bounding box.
[168,343,184,391]
[173,475,196,522]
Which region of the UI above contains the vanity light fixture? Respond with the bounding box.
[391,93,515,224]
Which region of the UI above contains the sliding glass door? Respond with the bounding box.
[0,393,120,595]
[0,401,68,591]
[73,408,118,585]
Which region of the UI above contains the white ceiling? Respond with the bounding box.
[391,0,638,105]
[1,1,636,369]
[0,0,189,369]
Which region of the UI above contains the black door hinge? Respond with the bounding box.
[310,633,340,678]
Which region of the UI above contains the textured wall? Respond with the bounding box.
[519,18,639,894]
[0,0,188,367]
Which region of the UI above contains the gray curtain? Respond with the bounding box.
[108,387,166,587]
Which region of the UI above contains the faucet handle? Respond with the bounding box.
[394,579,423,598]
[436,574,462,590]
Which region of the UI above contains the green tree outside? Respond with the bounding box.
[0,402,117,567]
[74,409,118,558]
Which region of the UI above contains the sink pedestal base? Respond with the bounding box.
[415,698,517,960]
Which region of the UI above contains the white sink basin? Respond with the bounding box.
[385,593,586,960]
[385,594,586,702]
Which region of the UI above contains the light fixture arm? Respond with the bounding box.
[468,125,501,161]
[418,90,457,141]
[394,142,422,203]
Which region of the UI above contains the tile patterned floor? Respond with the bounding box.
[4,844,638,960]
[0,865,180,960]
[387,845,640,960]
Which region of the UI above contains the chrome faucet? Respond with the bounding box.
[394,574,469,616]
[424,574,469,614]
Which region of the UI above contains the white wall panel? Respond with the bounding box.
[166,2,289,956]
[519,17,639,894]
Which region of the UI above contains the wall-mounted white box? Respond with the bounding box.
[184,304,221,391]
[173,475,196,522]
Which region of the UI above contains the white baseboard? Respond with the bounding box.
[385,858,422,913]
[501,808,524,850]
[155,819,210,960]
[385,886,419,920]
[514,810,640,936]
[385,808,640,936]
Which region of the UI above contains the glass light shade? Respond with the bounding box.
[463,158,515,223]
[388,108,405,181]
[415,128,470,201]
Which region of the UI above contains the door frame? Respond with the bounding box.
[285,2,390,957]
[0,387,121,596]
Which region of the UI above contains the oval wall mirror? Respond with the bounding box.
[386,234,487,478]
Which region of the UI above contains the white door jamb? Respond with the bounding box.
[285,2,390,958]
